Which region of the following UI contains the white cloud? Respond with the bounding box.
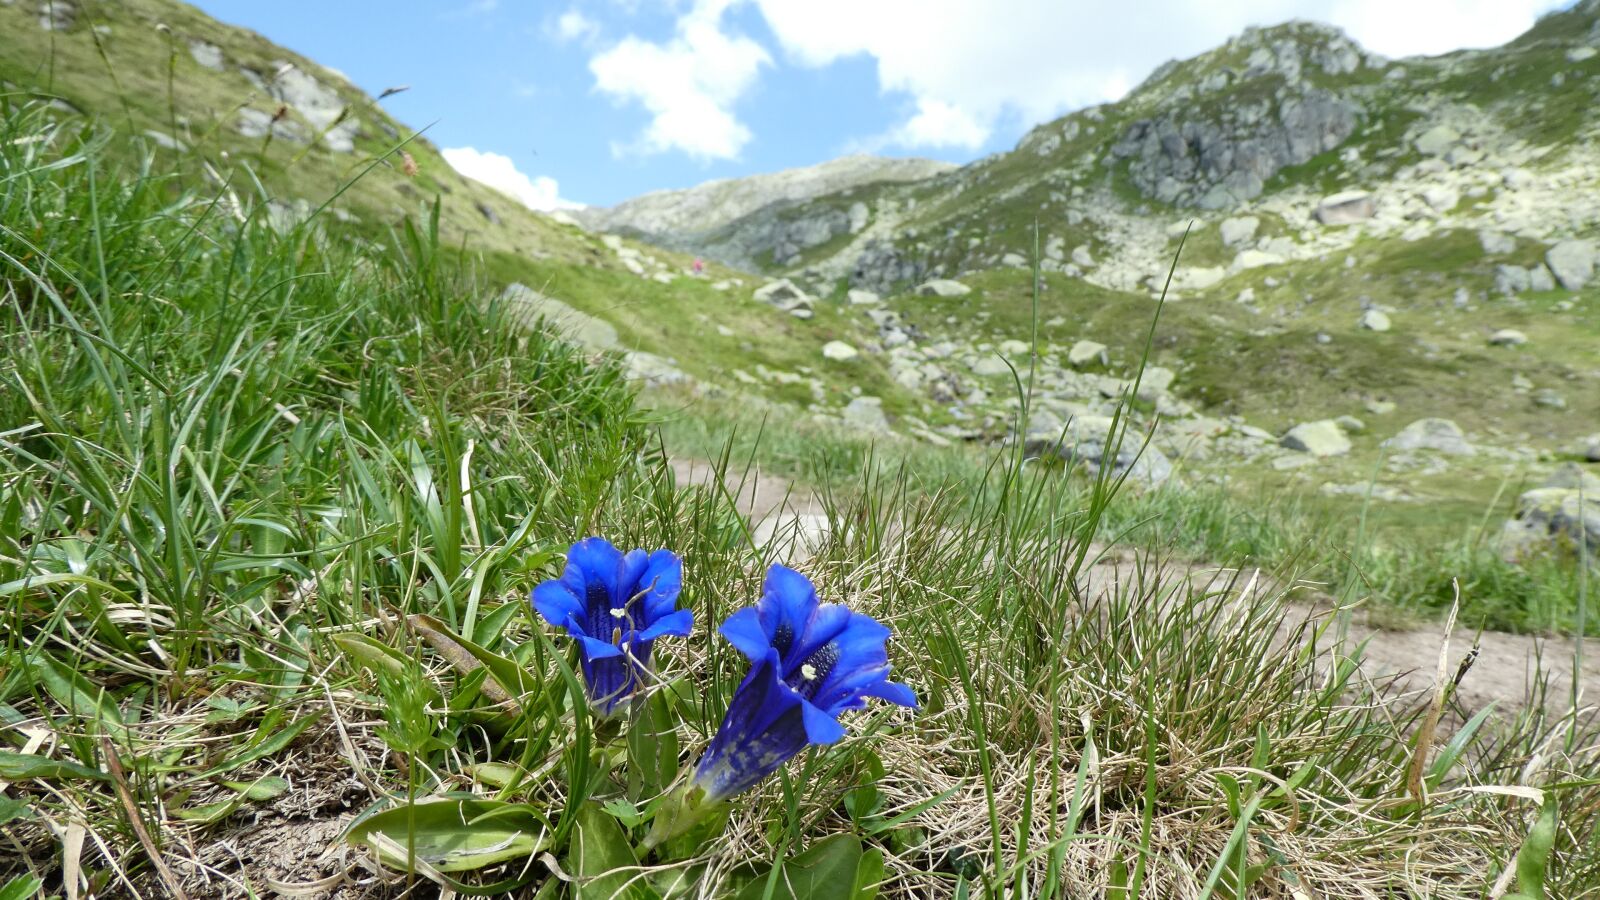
[552,8,600,44]
[588,0,771,161]
[1327,0,1561,57]
[892,98,989,150]
[441,146,584,211]
[750,0,1565,152]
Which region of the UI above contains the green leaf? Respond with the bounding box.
[0,796,34,826]
[0,750,108,782]
[409,613,542,712]
[1515,797,1559,900]
[222,775,290,801]
[29,653,125,737]
[332,633,419,684]
[627,689,680,802]
[735,834,884,900]
[0,875,45,900]
[346,795,549,875]
[572,801,653,900]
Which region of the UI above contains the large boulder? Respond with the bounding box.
[1279,420,1351,457]
[500,284,617,350]
[1500,487,1600,563]
[1488,329,1528,347]
[1382,418,1475,455]
[1026,415,1173,487]
[1546,240,1596,291]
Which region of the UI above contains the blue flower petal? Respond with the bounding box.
[637,607,694,642]
[568,537,625,603]
[789,601,852,672]
[860,678,918,709]
[762,564,820,654]
[800,701,846,744]
[577,634,625,660]
[531,580,582,630]
[618,549,651,606]
[639,550,683,620]
[718,607,771,661]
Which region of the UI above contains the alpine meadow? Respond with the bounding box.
[0,0,1597,898]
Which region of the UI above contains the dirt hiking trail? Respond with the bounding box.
[669,458,1600,717]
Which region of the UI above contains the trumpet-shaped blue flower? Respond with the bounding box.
[531,537,691,716]
[691,565,915,802]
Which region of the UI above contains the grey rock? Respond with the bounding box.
[1067,340,1108,367]
[1572,433,1600,463]
[1280,420,1351,457]
[822,341,859,361]
[235,108,308,143]
[1383,418,1475,455]
[190,40,225,71]
[37,0,74,30]
[1110,84,1360,208]
[1335,416,1366,434]
[1479,229,1515,255]
[842,396,890,432]
[753,279,812,310]
[1546,240,1596,291]
[1026,415,1173,487]
[1414,125,1460,157]
[846,289,881,305]
[1500,488,1600,562]
[268,64,359,152]
[917,278,972,298]
[624,351,691,387]
[142,130,187,152]
[1488,328,1528,347]
[1315,190,1376,225]
[1495,265,1531,295]
[971,356,1012,376]
[1544,463,1600,495]
[1220,216,1260,246]
[847,201,869,234]
[501,283,618,350]
[1358,309,1391,332]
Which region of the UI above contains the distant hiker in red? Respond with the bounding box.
[692,258,705,275]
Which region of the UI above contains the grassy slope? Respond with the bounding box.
[0,0,930,425]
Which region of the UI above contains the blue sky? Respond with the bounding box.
[192,0,1569,209]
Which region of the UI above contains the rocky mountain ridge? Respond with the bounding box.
[573,154,955,249]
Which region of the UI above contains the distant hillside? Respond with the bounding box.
[575,153,955,243]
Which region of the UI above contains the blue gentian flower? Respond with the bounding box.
[691,564,916,802]
[531,537,692,716]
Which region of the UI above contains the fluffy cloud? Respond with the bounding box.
[1327,0,1563,57]
[589,0,771,161]
[551,8,599,44]
[751,0,1564,151]
[441,146,584,211]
